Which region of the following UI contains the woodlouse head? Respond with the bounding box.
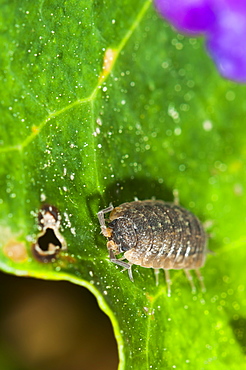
[108,217,137,253]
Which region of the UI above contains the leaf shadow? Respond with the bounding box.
[103,176,174,206]
[230,316,246,355]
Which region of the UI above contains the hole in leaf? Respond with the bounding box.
[37,228,62,252]
[32,204,67,263]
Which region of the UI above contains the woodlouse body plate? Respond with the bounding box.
[104,200,207,270]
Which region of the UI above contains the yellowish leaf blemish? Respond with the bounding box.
[3,239,28,263]
[98,48,118,84]
[31,125,40,134]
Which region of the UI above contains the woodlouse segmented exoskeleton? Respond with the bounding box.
[97,200,208,296]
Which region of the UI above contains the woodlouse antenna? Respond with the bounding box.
[97,203,114,234]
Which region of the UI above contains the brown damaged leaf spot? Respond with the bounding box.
[4,239,28,262]
[52,253,78,269]
[60,253,77,264]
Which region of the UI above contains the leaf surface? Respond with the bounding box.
[1,1,246,369]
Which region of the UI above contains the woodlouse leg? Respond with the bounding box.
[108,249,134,282]
[195,269,206,292]
[97,203,114,235]
[184,270,196,294]
[154,269,160,286]
[173,189,180,205]
[127,264,134,282]
[164,270,172,297]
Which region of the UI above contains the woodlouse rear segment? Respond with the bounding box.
[97,200,208,296]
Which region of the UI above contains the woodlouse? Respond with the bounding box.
[97,200,208,296]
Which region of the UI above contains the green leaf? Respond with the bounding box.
[1,1,246,369]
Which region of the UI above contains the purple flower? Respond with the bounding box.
[155,0,246,83]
